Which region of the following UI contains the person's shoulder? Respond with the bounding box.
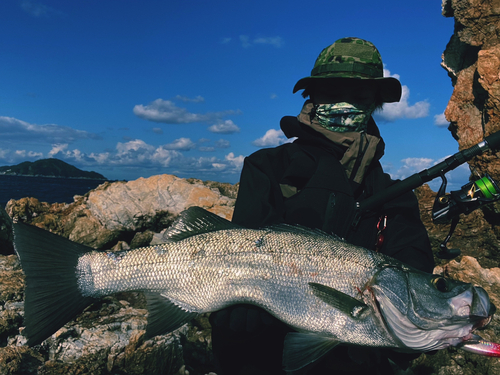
[246,142,298,159]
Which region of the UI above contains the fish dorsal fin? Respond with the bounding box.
[163,206,241,242]
[309,282,369,320]
[266,223,343,240]
[283,332,340,373]
[144,292,197,338]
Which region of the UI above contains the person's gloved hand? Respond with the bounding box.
[210,304,275,334]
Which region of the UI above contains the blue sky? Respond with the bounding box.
[0,0,470,190]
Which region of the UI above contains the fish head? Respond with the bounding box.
[371,266,495,352]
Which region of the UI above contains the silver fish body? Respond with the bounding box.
[13,206,498,371]
[77,224,398,349]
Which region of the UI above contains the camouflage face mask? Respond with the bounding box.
[313,102,376,132]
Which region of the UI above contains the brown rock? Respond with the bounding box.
[86,174,235,234]
[415,184,500,268]
[442,0,500,175]
[1,173,235,374]
[0,346,43,375]
[440,0,500,266]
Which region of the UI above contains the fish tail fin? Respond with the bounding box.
[13,222,96,346]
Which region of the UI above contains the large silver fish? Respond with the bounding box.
[13,207,500,372]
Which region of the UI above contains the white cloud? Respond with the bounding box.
[385,157,472,192]
[48,143,69,157]
[252,129,292,147]
[225,152,245,170]
[13,150,43,159]
[199,147,215,152]
[374,85,430,122]
[163,138,196,151]
[393,157,434,180]
[20,0,62,17]
[239,35,283,48]
[434,112,450,127]
[211,163,227,171]
[215,139,231,148]
[253,36,283,48]
[8,139,246,181]
[383,68,400,80]
[133,98,240,124]
[240,35,251,48]
[0,116,100,144]
[208,120,240,134]
[373,68,429,122]
[174,95,205,103]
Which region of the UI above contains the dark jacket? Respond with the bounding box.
[232,115,434,273]
[210,116,434,375]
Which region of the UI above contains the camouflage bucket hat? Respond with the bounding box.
[293,37,402,103]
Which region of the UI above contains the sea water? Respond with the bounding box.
[0,175,108,208]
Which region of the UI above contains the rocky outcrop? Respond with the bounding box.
[415,184,500,269]
[5,174,236,252]
[0,174,234,375]
[442,0,500,176]
[412,184,500,374]
[1,176,500,374]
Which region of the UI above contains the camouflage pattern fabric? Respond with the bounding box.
[311,38,383,79]
[313,101,377,132]
[293,37,402,103]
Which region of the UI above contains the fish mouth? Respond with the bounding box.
[471,302,495,331]
[469,287,495,332]
[374,290,495,352]
[471,287,493,318]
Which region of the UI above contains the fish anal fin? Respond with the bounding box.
[309,282,369,320]
[283,332,340,373]
[145,293,197,338]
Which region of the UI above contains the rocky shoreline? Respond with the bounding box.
[0,175,499,375]
[0,174,235,375]
[1,0,500,374]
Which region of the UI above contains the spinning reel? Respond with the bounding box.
[356,130,500,260]
[432,173,500,259]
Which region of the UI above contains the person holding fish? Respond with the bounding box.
[13,36,498,375]
[210,37,436,374]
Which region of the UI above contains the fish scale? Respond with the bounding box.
[76,225,397,348]
[13,206,499,371]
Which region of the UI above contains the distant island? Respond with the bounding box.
[0,159,107,180]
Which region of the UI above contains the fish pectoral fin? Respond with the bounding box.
[309,282,369,320]
[145,293,197,339]
[283,332,340,373]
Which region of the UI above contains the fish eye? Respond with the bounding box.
[432,276,449,292]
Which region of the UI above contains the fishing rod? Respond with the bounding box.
[356,130,500,259]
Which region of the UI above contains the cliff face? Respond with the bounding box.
[406,1,500,373]
[442,0,500,172]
